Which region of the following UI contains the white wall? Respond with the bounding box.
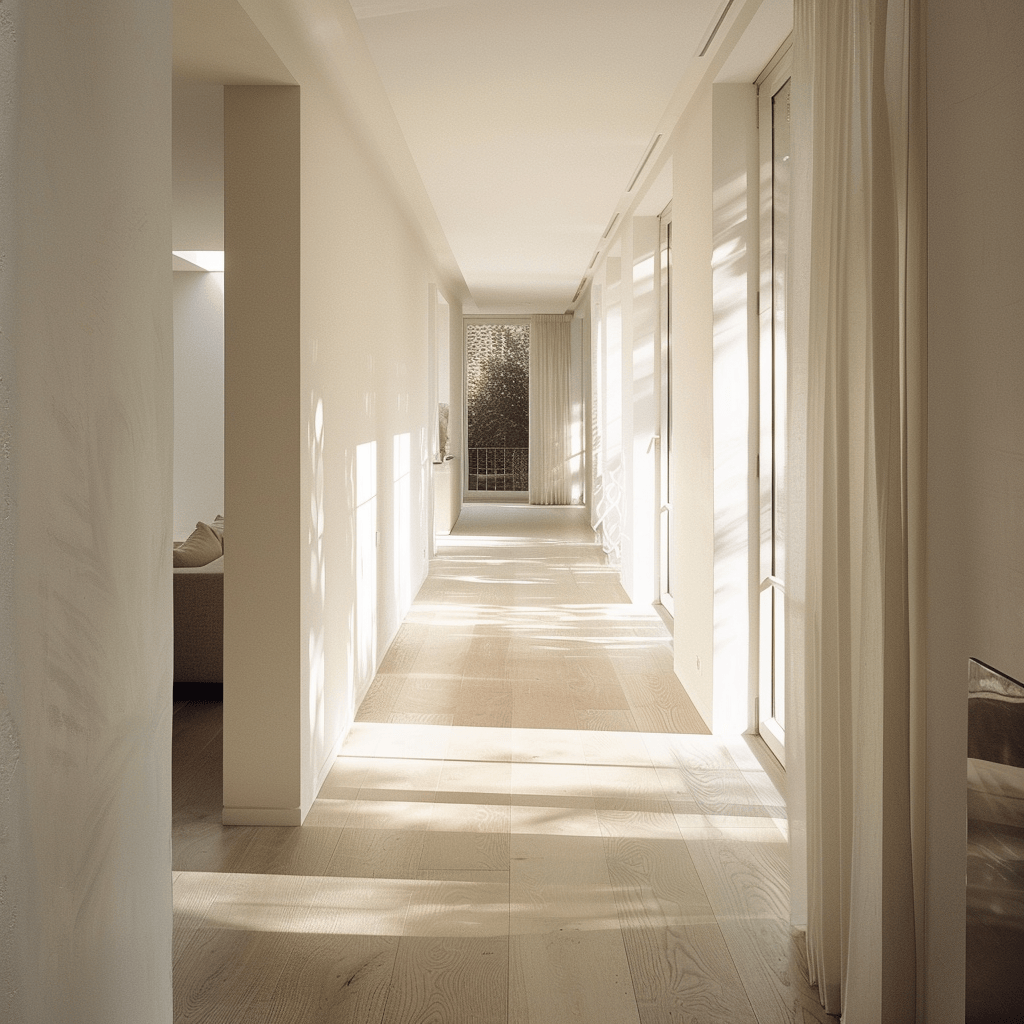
[670,86,716,724]
[585,73,762,738]
[925,0,1024,1017]
[172,80,225,540]
[710,83,758,733]
[173,271,224,539]
[0,0,174,1019]
[205,1,465,823]
[300,78,454,812]
[623,217,660,605]
[172,79,224,251]
[591,258,624,563]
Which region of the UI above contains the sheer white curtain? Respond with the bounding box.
[787,0,926,1019]
[529,314,573,504]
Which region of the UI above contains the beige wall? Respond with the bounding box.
[173,270,225,540]
[172,80,224,251]
[0,0,174,1019]
[222,84,303,823]
[926,0,1024,1016]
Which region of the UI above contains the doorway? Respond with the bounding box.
[464,318,530,500]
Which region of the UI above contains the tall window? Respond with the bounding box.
[757,45,791,766]
[658,209,674,615]
[465,321,530,493]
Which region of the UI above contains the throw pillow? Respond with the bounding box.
[173,521,223,568]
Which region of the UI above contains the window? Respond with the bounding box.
[757,43,791,766]
[464,320,530,494]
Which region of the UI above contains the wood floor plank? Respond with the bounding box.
[567,676,633,710]
[252,934,399,1024]
[580,729,655,767]
[371,722,451,761]
[354,673,402,723]
[683,768,778,829]
[509,834,641,1024]
[604,835,759,1024]
[512,689,578,730]
[174,875,324,1023]
[429,798,511,834]
[630,703,710,736]
[307,875,421,937]
[174,924,267,1024]
[681,826,821,1024]
[326,826,426,879]
[222,824,341,876]
[576,708,639,731]
[446,725,517,763]
[454,688,514,729]
[419,829,510,871]
[381,935,508,1024]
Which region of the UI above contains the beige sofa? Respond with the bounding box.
[173,517,224,688]
[173,556,223,684]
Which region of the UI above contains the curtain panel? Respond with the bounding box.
[529,314,573,505]
[787,0,926,1020]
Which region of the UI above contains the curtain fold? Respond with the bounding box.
[529,314,573,505]
[787,1,926,1020]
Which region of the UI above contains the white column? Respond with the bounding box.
[223,85,304,825]
[0,0,174,1019]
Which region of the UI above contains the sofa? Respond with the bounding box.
[173,517,224,688]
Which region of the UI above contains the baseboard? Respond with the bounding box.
[222,805,302,827]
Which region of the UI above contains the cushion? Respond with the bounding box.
[173,521,223,568]
[211,514,224,547]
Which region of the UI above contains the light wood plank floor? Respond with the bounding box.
[173,503,835,1023]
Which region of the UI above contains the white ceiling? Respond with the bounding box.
[352,0,727,312]
[173,0,792,314]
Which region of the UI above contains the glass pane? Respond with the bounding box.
[771,77,790,728]
[466,323,530,491]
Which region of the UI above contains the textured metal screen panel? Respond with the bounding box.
[466,323,529,491]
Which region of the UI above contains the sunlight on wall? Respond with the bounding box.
[356,441,377,688]
[595,267,624,565]
[393,432,411,618]
[308,393,327,755]
[630,240,659,604]
[711,149,754,733]
[569,316,585,505]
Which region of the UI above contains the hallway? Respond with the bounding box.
[172,505,831,1023]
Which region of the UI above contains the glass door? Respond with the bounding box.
[658,210,674,616]
[757,49,791,765]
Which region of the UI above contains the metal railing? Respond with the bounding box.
[467,447,528,492]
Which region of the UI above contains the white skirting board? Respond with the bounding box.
[222,805,303,827]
